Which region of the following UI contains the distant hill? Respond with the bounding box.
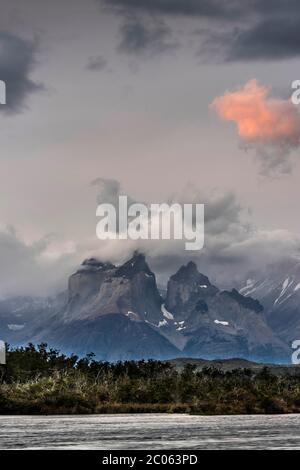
[168,357,300,376]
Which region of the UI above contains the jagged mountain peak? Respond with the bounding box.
[78,258,115,273]
[165,262,218,320]
[114,251,153,279]
[65,251,163,325]
[220,289,264,314]
[171,261,211,286]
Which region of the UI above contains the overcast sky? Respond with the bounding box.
[1,0,300,296]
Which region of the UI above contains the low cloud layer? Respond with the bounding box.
[89,178,300,288]
[0,227,77,298]
[0,31,42,113]
[2,176,300,296]
[211,80,300,175]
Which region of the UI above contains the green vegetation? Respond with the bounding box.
[1,344,300,415]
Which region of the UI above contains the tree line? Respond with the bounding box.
[1,343,300,415]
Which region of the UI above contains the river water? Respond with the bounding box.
[0,414,300,450]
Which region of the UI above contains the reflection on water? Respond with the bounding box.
[0,414,300,450]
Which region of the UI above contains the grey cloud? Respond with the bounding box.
[87,55,108,71]
[0,31,42,113]
[100,0,246,58]
[90,178,264,287]
[199,18,300,63]
[92,177,123,206]
[101,0,300,23]
[254,0,300,17]
[247,144,296,177]
[0,227,76,297]
[101,0,300,61]
[101,0,245,19]
[3,177,298,296]
[118,18,176,56]
[89,179,300,289]
[91,177,137,231]
[196,2,300,62]
[228,18,300,61]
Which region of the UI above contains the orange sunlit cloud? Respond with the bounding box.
[210,79,300,174]
[211,79,300,156]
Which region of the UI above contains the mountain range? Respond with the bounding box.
[0,252,298,363]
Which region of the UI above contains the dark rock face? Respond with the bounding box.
[221,289,264,314]
[64,252,163,324]
[68,259,115,304]
[112,252,163,323]
[165,261,218,320]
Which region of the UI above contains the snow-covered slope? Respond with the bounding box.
[239,258,300,345]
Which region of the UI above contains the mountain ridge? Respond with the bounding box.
[0,253,295,363]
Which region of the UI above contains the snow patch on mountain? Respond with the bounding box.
[274,278,293,305]
[239,279,256,296]
[8,324,25,331]
[214,319,229,326]
[161,304,174,320]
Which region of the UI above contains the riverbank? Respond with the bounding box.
[1,344,300,415]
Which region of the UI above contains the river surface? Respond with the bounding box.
[0,414,300,450]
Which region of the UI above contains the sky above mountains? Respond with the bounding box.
[1,0,300,295]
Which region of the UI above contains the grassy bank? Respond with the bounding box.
[1,344,300,415]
